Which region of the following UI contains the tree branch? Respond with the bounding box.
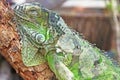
[0,0,55,80]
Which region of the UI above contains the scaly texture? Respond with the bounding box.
[14,2,120,80]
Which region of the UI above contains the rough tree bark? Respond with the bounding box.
[0,0,55,80]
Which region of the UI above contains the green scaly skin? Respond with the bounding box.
[14,3,120,80]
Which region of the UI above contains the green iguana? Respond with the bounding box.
[14,2,120,80]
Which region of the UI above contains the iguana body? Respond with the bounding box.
[14,3,120,80]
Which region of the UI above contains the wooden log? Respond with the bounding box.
[0,0,55,80]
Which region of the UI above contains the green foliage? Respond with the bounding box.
[106,1,120,12]
[106,2,113,11]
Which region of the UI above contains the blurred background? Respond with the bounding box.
[1,0,120,80]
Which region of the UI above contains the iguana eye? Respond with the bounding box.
[27,9,38,16]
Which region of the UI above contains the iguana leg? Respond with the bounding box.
[46,51,74,80]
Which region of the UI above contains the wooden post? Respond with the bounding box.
[111,0,120,61]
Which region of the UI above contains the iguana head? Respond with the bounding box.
[14,2,66,36]
[14,2,49,33]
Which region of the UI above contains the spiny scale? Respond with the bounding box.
[49,12,66,36]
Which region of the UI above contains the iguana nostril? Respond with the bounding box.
[14,5,20,10]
